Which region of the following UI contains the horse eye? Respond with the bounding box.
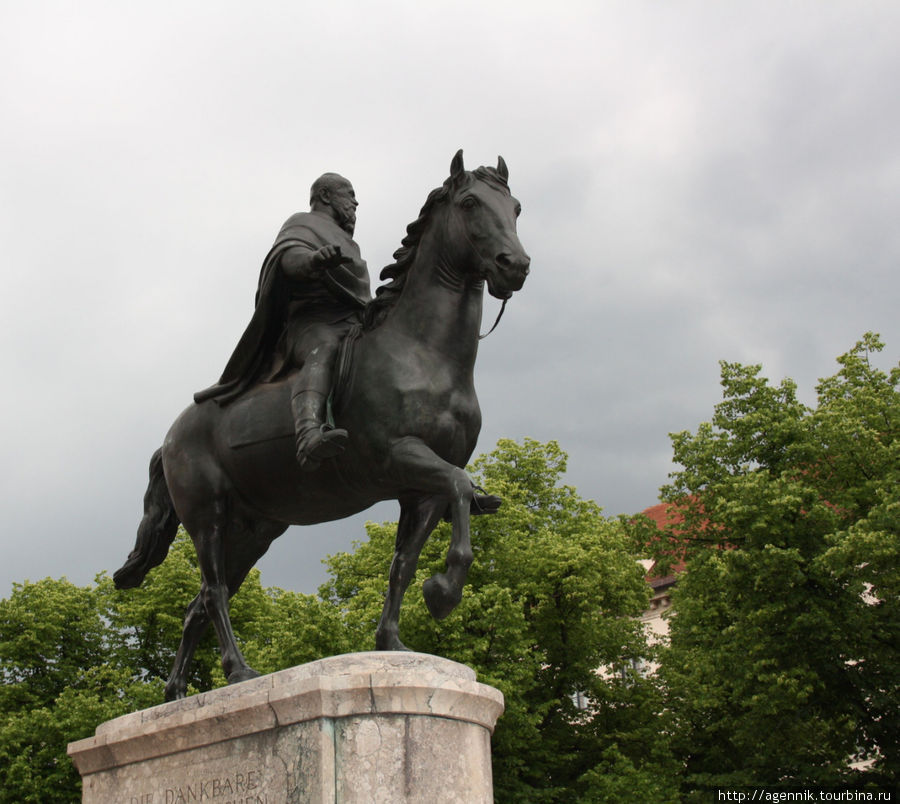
[461,196,478,209]
[514,204,522,217]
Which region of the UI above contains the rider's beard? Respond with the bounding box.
[337,208,356,235]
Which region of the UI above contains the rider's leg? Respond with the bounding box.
[290,325,347,470]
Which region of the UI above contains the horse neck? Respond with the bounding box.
[385,226,484,366]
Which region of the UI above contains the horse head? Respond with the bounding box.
[446,149,531,299]
[368,151,530,331]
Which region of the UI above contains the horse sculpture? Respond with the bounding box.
[114,151,530,701]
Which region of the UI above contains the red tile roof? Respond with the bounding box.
[641,502,687,582]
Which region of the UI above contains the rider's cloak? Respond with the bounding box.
[194,211,371,406]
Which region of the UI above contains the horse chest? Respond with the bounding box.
[397,369,481,453]
[350,331,484,466]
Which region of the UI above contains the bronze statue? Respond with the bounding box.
[114,151,530,701]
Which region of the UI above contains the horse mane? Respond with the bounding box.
[363,166,509,331]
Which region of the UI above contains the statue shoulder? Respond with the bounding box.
[276,212,328,247]
[276,212,362,262]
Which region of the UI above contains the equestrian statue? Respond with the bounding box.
[113,150,531,701]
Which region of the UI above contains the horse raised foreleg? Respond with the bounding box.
[420,491,502,622]
[387,437,476,622]
[422,501,472,621]
[375,496,444,651]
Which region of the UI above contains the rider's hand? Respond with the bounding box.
[281,244,345,282]
[310,244,343,274]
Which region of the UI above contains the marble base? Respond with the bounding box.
[68,652,504,803]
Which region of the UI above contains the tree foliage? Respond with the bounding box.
[653,333,898,793]
[3,338,896,800]
[320,439,676,801]
[0,439,671,802]
[0,579,160,802]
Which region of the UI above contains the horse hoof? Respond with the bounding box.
[226,667,261,685]
[423,575,460,620]
[473,493,502,515]
[375,630,412,652]
[164,684,186,702]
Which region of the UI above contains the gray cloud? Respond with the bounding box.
[2,1,898,597]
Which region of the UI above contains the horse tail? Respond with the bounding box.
[113,447,180,590]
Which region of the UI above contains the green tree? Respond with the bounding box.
[98,530,220,691]
[654,334,898,793]
[0,578,162,802]
[1,440,677,801]
[0,578,104,711]
[320,439,679,802]
[97,530,313,691]
[0,532,281,801]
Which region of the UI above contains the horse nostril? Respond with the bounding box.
[497,252,528,268]
[496,252,530,281]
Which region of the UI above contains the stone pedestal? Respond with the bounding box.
[68,652,503,803]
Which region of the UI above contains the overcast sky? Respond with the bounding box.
[2,1,898,598]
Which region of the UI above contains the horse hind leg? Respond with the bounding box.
[165,593,208,701]
[189,499,259,686]
[164,515,283,699]
[164,520,282,701]
[164,584,251,701]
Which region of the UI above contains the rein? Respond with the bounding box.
[479,296,508,340]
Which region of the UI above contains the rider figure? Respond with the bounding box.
[195,173,371,470]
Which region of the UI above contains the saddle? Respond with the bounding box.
[225,324,363,450]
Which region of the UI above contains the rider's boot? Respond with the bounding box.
[291,389,348,471]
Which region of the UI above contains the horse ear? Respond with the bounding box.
[497,156,508,181]
[450,149,465,182]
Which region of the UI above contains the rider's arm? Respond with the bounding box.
[280,246,318,282]
[281,244,343,282]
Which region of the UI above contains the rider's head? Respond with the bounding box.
[310,173,358,236]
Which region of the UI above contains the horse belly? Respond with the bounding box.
[218,438,377,524]
[196,384,380,525]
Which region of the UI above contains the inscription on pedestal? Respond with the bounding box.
[127,769,266,804]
